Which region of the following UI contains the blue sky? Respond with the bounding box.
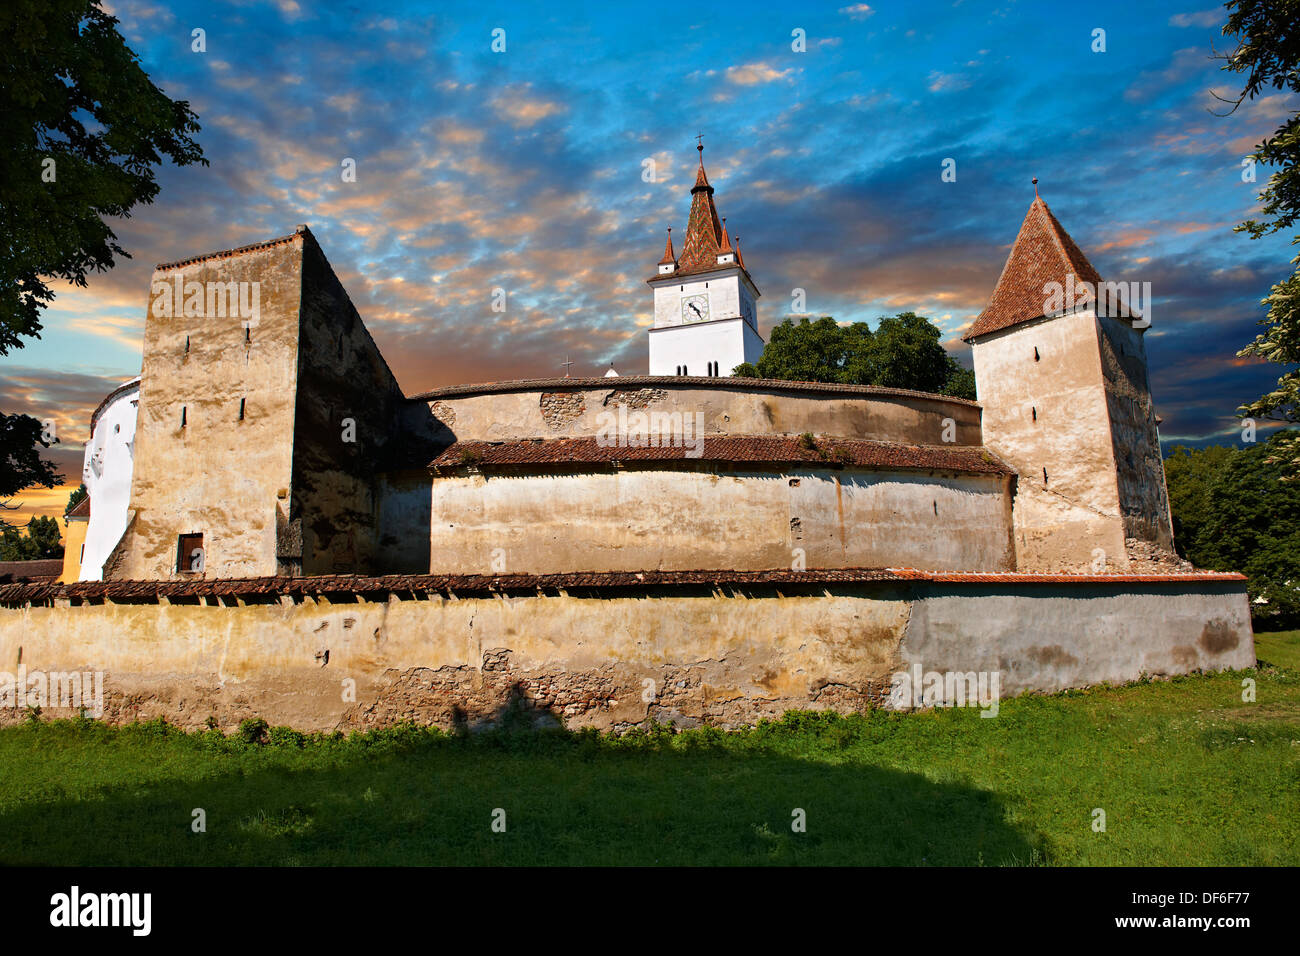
[4,0,1297,516]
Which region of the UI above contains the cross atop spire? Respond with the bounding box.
[692,139,713,194]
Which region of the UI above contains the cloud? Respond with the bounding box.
[838,4,875,20]
[1169,10,1223,28]
[1124,47,1213,102]
[927,71,971,93]
[491,86,566,127]
[725,62,796,86]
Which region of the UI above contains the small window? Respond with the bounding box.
[180,406,187,428]
[184,335,190,354]
[177,533,204,573]
[238,398,246,421]
[1033,346,1040,362]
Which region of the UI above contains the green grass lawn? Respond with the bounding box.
[1,631,1297,866]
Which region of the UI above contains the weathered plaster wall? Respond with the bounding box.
[0,579,1252,731]
[290,234,407,574]
[110,238,304,580]
[427,467,1015,574]
[972,309,1128,571]
[1096,317,1175,551]
[900,582,1255,702]
[0,586,912,731]
[421,383,983,447]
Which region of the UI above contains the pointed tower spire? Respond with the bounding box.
[658,227,676,266]
[678,140,724,273]
[719,218,733,253]
[964,190,1106,342]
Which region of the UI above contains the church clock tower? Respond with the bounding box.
[647,142,763,376]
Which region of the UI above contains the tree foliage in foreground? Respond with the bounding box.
[0,0,205,516]
[1218,0,1300,472]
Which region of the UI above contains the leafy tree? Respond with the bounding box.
[1217,0,1300,473]
[758,316,852,383]
[65,482,88,515]
[1163,432,1300,626]
[1163,443,1237,554]
[0,413,60,528]
[939,364,977,400]
[0,0,205,517]
[0,0,207,354]
[0,516,65,561]
[738,313,975,397]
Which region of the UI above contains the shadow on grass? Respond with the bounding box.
[0,701,1046,866]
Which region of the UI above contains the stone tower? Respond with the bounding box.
[647,143,764,377]
[105,226,410,580]
[964,194,1174,572]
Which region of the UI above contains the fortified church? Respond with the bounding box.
[0,146,1255,731]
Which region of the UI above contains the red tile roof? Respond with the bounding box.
[676,147,727,276]
[0,568,1247,606]
[0,559,64,584]
[66,496,90,519]
[430,435,1012,475]
[964,198,1104,342]
[658,228,676,266]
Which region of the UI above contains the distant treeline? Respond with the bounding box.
[1164,430,1300,627]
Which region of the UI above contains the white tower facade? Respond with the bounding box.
[647,144,763,376]
[80,377,140,580]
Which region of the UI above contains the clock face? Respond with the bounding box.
[682,294,709,323]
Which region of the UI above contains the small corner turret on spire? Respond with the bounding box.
[717,217,736,265]
[657,227,678,274]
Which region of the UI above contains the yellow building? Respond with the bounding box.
[58,496,89,583]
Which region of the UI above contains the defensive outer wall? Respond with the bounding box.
[0,570,1253,731]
